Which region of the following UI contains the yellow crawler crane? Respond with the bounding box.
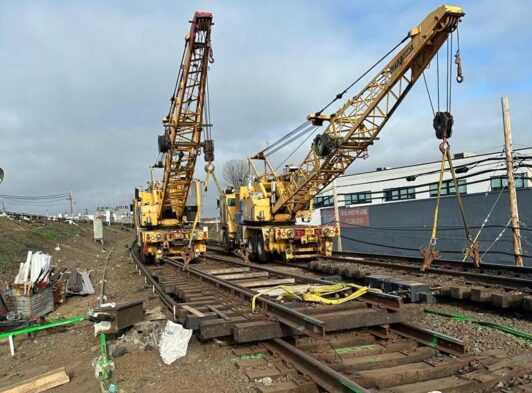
[222,5,465,262]
[134,11,214,264]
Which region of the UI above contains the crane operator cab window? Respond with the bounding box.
[283,163,299,181]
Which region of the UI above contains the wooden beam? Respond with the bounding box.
[0,367,70,393]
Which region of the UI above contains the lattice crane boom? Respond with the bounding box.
[158,12,213,222]
[271,5,464,216]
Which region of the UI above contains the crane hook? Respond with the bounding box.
[455,50,463,83]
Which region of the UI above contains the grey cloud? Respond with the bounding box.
[1,0,531,217]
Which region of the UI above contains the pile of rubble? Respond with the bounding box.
[0,251,95,329]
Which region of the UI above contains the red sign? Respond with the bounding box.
[321,207,370,227]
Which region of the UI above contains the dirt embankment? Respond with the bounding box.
[0,217,85,277]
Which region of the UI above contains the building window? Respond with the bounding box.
[314,195,333,208]
[491,174,527,191]
[429,179,467,197]
[345,191,372,205]
[383,187,416,201]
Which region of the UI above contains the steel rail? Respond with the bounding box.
[264,338,370,393]
[328,254,532,290]
[207,241,532,288]
[163,256,328,338]
[203,252,404,310]
[390,322,465,357]
[129,246,180,319]
[334,250,532,274]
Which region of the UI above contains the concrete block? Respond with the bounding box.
[491,293,524,309]
[524,296,532,312]
[470,287,497,303]
[450,286,471,300]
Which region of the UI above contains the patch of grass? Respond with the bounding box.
[0,218,84,274]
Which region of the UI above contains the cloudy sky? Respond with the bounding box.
[1,0,531,216]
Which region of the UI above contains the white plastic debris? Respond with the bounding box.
[14,251,52,284]
[159,320,192,365]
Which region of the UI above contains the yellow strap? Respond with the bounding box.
[251,285,301,312]
[444,148,473,244]
[303,286,369,305]
[251,283,373,310]
[430,148,447,243]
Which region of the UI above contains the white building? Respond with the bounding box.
[310,147,532,224]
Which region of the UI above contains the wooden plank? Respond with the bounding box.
[338,347,437,372]
[314,341,415,362]
[237,278,296,288]
[204,267,251,275]
[251,285,311,297]
[352,356,486,388]
[377,375,476,393]
[181,305,205,318]
[0,367,69,393]
[216,272,269,280]
[295,334,375,352]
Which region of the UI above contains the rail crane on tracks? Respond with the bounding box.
[134,11,214,264]
[220,5,465,262]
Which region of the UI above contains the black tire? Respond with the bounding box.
[141,248,154,264]
[247,231,258,262]
[256,235,269,263]
[222,230,232,254]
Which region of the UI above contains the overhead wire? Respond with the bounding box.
[319,152,530,191]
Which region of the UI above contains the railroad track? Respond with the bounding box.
[129,244,532,392]
[329,251,532,291]
[207,240,532,291]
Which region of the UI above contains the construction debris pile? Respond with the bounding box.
[0,251,95,329]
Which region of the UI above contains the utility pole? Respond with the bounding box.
[69,191,75,219]
[332,180,343,252]
[501,96,523,267]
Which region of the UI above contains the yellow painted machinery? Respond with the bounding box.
[134,11,214,263]
[220,5,465,262]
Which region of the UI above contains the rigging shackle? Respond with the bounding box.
[454,50,463,83]
[433,112,454,140]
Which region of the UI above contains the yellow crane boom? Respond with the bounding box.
[158,12,213,222]
[270,5,464,216]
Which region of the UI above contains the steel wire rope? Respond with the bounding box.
[274,128,318,172]
[480,219,512,259]
[314,35,409,115]
[258,34,409,163]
